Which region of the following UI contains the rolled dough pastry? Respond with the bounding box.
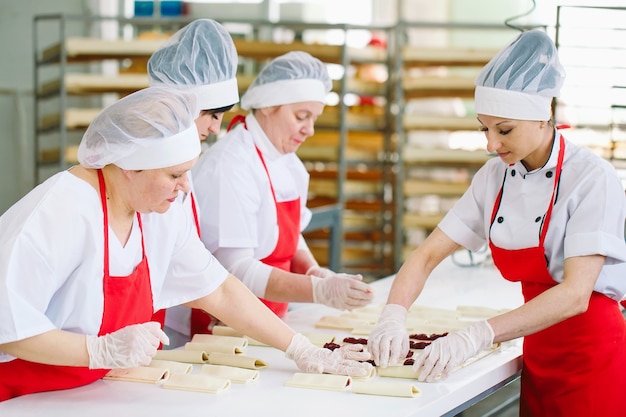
[153,349,209,364]
[376,365,420,379]
[191,334,249,349]
[351,379,420,398]
[148,359,193,375]
[184,342,245,355]
[207,352,268,369]
[162,373,231,394]
[210,326,268,346]
[104,367,170,384]
[200,364,260,384]
[284,373,351,391]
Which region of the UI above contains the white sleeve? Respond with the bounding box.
[212,247,273,298]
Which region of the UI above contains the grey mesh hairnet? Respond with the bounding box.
[77,86,199,169]
[475,29,565,97]
[147,19,239,109]
[240,51,332,110]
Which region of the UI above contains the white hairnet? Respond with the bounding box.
[474,29,566,121]
[240,51,332,110]
[77,86,200,170]
[147,19,239,111]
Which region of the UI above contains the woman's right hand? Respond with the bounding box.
[86,322,169,369]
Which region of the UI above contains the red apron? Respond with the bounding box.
[255,146,301,317]
[488,135,626,416]
[0,169,154,401]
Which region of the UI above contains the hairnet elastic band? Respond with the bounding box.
[240,79,328,110]
[192,77,239,111]
[474,86,553,121]
[114,124,201,170]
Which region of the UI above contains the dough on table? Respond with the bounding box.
[200,364,260,384]
[148,359,193,375]
[191,334,248,349]
[314,315,361,330]
[284,373,351,391]
[184,341,245,355]
[210,325,268,346]
[104,367,170,384]
[302,332,338,347]
[207,352,268,369]
[153,349,209,364]
[376,365,420,379]
[162,373,231,394]
[351,379,420,398]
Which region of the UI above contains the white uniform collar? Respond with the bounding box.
[512,127,561,176]
[245,113,282,160]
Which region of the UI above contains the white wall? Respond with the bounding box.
[0,0,87,214]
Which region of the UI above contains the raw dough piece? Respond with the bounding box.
[207,352,268,369]
[303,332,338,347]
[200,364,260,384]
[456,305,508,318]
[184,342,245,355]
[376,365,420,379]
[153,349,209,364]
[148,359,193,375]
[351,379,420,398]
[211,326,267,346]
[315,315,361,330]
[285,373,351,391]
[191,334,249,349]
[104,367,170,384]
[162,373,231,394]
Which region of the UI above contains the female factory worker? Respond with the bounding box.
[192,51,374,321]
[367,29,626,416]
[0,87,372,401]
[147,18,239,335]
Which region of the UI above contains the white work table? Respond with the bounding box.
[0,256,524,417]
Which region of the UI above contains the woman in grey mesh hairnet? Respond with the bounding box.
[367,29,626,416]
[0,87,372,401]
[192,51,374,326]
[147,18,239,337]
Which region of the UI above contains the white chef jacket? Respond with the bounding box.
[0,171,228,361]
[192,113,312,256]
[439,130,626,301]
[191,113,312,296]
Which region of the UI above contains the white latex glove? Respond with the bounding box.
[86,322,170,369]
[412,320,494,382]
[306,265,335,279]
[367,304,409,368]
[310,273,373,310]
[286,333,373,377]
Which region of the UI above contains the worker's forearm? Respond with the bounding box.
[189,275,296,351]
[0,329,89,366]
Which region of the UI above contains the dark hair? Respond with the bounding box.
[203,104,235,114]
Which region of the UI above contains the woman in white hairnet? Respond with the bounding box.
[192,51,374,322]
[0,87,372,401]
[147,18,239,336]
[367,30,626,416]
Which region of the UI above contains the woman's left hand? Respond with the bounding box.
[412,320,494,382]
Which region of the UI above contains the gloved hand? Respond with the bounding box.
[337,342,372,362]
[310,273,373,310]
[286,333,373,377]
[367,304,409,367]
[86,322,170,369]
[412,320,494,382]
[306,265,335,279]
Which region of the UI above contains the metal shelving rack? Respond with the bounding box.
[32,14,395,277]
